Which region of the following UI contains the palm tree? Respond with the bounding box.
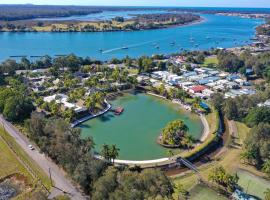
[110,145,120,164]
[100,144,110,161]
[85,96,95,112]
[81,137,95,154]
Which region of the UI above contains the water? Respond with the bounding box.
[80,93,202,160]
[0,13,263,61]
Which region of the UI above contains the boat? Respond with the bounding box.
[114,107,124,115]
[121,46,129,50]
[155,45,160,49]
[170,41,175,46]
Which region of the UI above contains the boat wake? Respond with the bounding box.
[102,37,172,54]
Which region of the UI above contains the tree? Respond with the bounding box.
[244,107,270,127]
[1,59,18,75]
[265,189,270,200]
[211,93,224,111]
[109,145,120,163]
[20,57,31,70]
[223,98,238,120]
[100,144,111,161]
[85,96,95,111]
[162,120,189,146]
[208,166,239,192]
[174,183,188,200]
[244,123,270,168]
[62,108,76,123]
[91,168,173,200]
[263,160,270,177]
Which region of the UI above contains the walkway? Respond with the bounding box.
[71,100,111,127]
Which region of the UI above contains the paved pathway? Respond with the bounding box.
[0,115,86,200]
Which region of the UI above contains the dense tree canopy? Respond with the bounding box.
[243,123,270,168]
[91,168,173,200]
[25,113,106,192]
[0,84,34,122]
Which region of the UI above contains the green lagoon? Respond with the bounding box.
[80,93,203,160]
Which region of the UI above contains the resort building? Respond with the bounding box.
[43,94,86,113]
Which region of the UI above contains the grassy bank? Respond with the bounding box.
[0,128,51,190]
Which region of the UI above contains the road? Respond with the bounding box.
[0,115,86,200]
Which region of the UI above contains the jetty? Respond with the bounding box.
[71,100,111,127]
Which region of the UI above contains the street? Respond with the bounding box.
[0,115,86,200]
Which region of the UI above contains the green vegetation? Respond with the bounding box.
[0,136,32,180]
[237,169,270,199]
[91,168,173,200]
[25,113,105,193]
[0,128,51,198]
[208,166,239,193]
[242,123,270,169]
[0,82,33,122]
[217,51,270,81]
[188,184,227,200]
[202,56,218,67]
[0,11,200,32]
[161,119,191,147]
[100,144,120,163]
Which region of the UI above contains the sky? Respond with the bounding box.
[1,0,270,8]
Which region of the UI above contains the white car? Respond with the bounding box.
[28,144,35,150]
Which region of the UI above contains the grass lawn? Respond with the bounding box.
[237,169,270,199]
[172,121,270,200]
[188,184,227,200]
[0,128,51,189]
[203,56,218,67]
[0,138,32,180]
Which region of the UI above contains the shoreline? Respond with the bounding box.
[147,92,210,144]
[0,17,204,33]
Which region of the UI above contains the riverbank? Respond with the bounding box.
[0,13,202,33]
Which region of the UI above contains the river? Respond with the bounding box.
[0,13,263,61]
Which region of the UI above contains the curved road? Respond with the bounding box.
[0,115,86,200]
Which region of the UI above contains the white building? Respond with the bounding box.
[43,94,86,113]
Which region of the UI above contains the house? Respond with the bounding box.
[202,89,215,97]
[43,94,86,113]
[227,74,240,81]
[165,74,182,86]
[151,71,169,80]
[189,85,207,94]
[179,82,194,91]
[258,99,270,107]
[182,71,197,78]
[198,76,220,85]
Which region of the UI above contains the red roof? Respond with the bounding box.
[190,85,207,93]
